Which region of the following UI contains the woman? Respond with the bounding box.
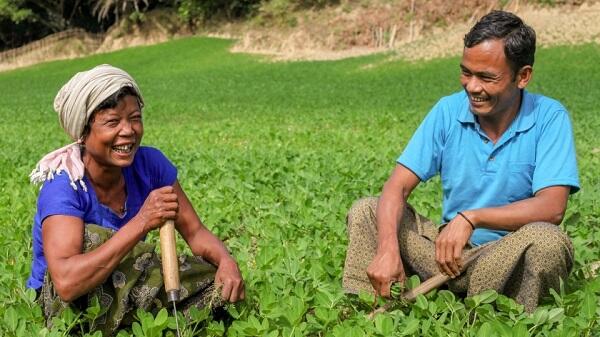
[27,64,244,335]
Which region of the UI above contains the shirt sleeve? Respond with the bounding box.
[532,108,580,194]
[141,147,178,189]
[397,100,446,181]
[38,174,86,223]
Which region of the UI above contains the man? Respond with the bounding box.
[342,10,579,312]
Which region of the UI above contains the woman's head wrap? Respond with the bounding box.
[30,64,144,191]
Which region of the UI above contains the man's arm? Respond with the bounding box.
[367,164,420,297]
[435,185,570,277]
[464,186,570,229]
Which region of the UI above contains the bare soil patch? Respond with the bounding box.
[391,1,600,62]
[226,0,600,61]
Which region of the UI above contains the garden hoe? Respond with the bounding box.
[160,220,181,337]
[368,245,489,319]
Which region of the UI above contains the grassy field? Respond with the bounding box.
[0,38,599,336]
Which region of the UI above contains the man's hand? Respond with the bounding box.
[366,249,406,297]
[435,213,474,278]
[215,257,245,302]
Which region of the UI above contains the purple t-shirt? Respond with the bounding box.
[27,146,177,290]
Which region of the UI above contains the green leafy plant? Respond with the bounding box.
[0,38,598,336]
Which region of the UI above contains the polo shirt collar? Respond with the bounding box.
[513,90,535,133]
[457,91,476,124]
[457,90,535,133]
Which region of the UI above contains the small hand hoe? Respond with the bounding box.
[368,246,489,319]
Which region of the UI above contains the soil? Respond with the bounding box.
[1,1,599,71]
[391,1,600,62]
[226,0,600,61]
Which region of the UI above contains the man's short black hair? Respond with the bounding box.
[464,10,536,74]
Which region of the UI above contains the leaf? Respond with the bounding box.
[26,288,37,303]
[400,317,420,336]
[406,275,421,290]
[477,322,494,337]
[206,321,226,336]
[391,282,405,298]
[314,307,332,322]
[154,308,168,327]
[248,314,263,332]
[428,301,438,315]
[374,314,394,335]
[284,297,307,326]
[132,322,144,337]
[84,296,103,321]
[415,294,428,310]
[358,290,375,305]
[189,306,210,323]
[581,287,597,319]
[490,320,513,336]
[478,289,498,305]
[547,307,565,324]
[264,330,279,337]
[438,290,455,304]
[495,294,523,314]
[227,304,243,319]
[531,308,549,326]
[512,322,529,337]
[5,306,17,331]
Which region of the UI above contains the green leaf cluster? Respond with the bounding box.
[0,0,32,23]
[0,38,598,336]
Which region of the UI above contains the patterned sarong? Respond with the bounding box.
[39,224,223,336]
[342,197,574,312]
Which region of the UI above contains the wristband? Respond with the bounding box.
[457,211,475,230]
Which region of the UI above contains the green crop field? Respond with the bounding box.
[0,37,599,336]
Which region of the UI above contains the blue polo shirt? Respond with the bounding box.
[397,90,579,246]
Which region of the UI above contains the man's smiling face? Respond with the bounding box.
[460,39,528,120]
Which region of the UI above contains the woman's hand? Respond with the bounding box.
[215,257,245,302]
[135,186,179,233]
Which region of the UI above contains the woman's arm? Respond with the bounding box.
[43,186,178,302]
[172,180,245,302]
[43,215,144,301]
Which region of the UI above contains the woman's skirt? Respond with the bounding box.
[39,224,223,336]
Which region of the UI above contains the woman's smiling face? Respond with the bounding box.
[83,95,143,169]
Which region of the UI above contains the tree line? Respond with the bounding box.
[0,0,337,51]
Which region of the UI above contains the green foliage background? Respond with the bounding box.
[0,38,599,336]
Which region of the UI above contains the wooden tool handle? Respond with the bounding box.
[368,246,489,319]
[403,273,450,302]
[159,220,180,302]
[403,246,488,301]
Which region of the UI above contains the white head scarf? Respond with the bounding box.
[30,64,144,190]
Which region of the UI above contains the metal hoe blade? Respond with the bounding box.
[172,301,181,337]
